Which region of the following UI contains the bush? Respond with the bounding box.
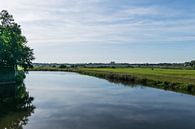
[59,64,67,68]
[15,71,25,84]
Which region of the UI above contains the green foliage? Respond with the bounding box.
[59,64,67,68]
[191,60,195,66]
[0,10,34,71]
[0,67,15,81]
[15,70,26,84]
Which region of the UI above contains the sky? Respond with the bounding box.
[0,0,195,63]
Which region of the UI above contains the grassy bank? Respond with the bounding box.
[31,67,195,95]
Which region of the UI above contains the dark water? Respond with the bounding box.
[3,71,195,129]
[0,82,35,128]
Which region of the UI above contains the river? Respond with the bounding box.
[1,71,195,129]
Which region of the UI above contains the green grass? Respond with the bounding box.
[79,67,195,85]
[74,67,195,94]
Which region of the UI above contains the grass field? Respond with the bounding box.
[73,67,195,94]
[79,67,195,85]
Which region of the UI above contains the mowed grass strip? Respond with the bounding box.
[79,68,195,85]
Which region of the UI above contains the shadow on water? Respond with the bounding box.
[0,82,35,129]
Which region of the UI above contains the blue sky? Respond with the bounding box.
[1,0,195,63]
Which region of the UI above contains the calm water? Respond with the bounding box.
[9,72,195,129]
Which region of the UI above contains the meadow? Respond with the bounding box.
[79,67,195,85]
[73,67,195,94]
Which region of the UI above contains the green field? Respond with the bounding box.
[79,68,195,85]
[31,67,195,85]
[74,67,195,94]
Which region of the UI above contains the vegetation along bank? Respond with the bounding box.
[31,66,195,95]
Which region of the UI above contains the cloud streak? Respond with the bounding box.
[1,0,195,45]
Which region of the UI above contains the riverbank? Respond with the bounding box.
[31,67,195,95]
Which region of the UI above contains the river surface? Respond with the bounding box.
[4,71,195,129]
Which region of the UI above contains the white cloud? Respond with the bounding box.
[1,0,194,47]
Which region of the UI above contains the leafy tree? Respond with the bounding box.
[0,10,34,71]
[191,60,195,66]
[59,64,67,68]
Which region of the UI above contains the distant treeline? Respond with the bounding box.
[33,60,195,70]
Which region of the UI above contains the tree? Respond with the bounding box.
[191,60,195,66]
[59,64,67,68]
[0,10,34,71]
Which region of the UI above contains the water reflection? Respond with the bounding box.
[24,72,195,129]
[0,82,35,129]
[89,74,195,95]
